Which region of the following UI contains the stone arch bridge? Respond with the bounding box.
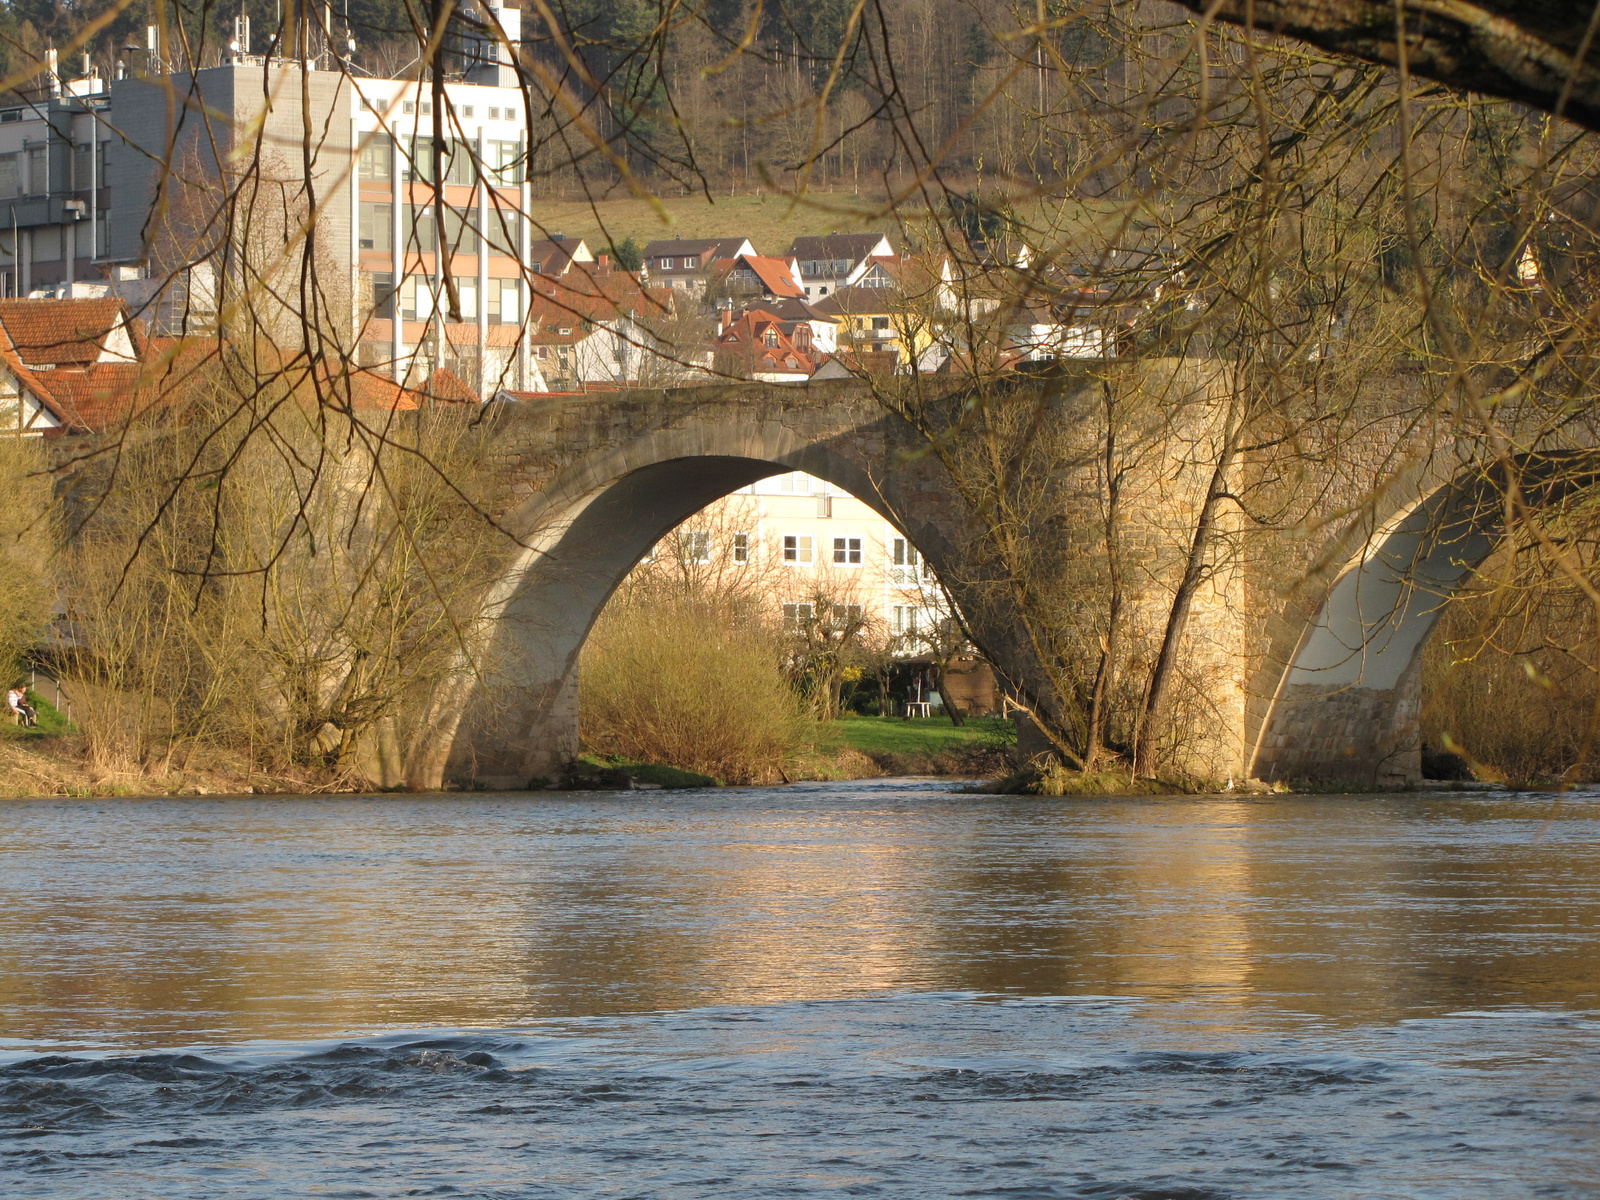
[415,373,1499,791]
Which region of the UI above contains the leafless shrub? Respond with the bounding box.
[579,589,806,784]
[0,439,56,688]
[56,361,501,785]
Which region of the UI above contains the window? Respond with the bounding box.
[782,602,815,628]
[359,133,392,181]
[782,534,813,564]
[892,537,928,584]
[489,140,522,183]
[488,106,500,120]
[764,329,779,347]
[445,138,480,185]
[732,532,749,563]
[660,257,674,270]
[405,139,479,186]
[31,225,62,262]
[488,278,521,324]
[484,207,520,257]
[400,275,433,322]
[26,146,45,195]
[818,286,828,296]
[403,100,415,114]
[420,102,432,116]
[680,530,711,563]
[404,204,435,252]
[358,201,392,251]
[461,105,474,118]
[72,142,91,190]
[440,205,478,256]
[366,271,395,319]
[872,316,890,330]
[0,153,19,199]
[831,603,863,628]
[893,606,920,635]
[832,537,861,565]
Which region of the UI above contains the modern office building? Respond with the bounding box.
[0,5,571,394]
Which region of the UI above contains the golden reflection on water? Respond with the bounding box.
[1,789,1598,1049]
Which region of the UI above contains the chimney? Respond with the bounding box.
[597,253,610,270]
[719,305,733,333]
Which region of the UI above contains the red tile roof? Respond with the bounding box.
[714,309,821,377]
[0,298,135,367]
[709,254,805,299]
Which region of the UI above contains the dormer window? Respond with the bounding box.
[764,330,779,347]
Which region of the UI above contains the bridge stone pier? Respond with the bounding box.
[409,377,1512,791]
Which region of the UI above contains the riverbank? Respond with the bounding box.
[0,734,337,798]
[0,715,1016,797]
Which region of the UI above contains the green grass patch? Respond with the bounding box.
[823,715,1015,759]
[0,689,76,740]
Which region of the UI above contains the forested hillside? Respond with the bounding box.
[0,0,1138,198]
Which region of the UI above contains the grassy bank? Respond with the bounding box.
[801,715,1016,779]
[2,708,1014,797]
[1,690,335,797]
[559,716,1018,789]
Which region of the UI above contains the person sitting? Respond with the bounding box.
[7,686,36,728]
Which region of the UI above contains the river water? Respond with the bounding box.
[1,779,1597,1197]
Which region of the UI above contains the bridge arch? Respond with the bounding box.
[1247,470,1505,786]
[421,406,959,789]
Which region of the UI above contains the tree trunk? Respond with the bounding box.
[933,660,968,727]
[1086,397,1124,771]
[1134,440,1239,777]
